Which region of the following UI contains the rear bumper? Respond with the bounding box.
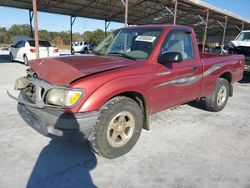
[27,53,60,61]
[17,103,99,142]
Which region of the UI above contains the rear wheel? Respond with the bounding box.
[205,78,229,112]
[89,96,143,159]
[23,55,28,66]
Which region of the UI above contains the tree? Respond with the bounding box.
[0,24,107,46]
[8,24,31,37]
[53,36,64,46]
[83,29,105,45]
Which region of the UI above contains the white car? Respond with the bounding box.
[72,41,94,54]
[223,30,250,71]
[10,39,59,65]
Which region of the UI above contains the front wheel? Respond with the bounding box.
[89,96,143,159]
[23,55,28,66]
[205,78,229,112]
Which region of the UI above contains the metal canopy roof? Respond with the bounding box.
[1,0,250,40]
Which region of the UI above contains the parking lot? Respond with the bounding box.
[0,54,250,188]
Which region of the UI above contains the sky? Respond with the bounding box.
[0,0,250,33]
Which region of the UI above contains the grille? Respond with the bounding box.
[24,84,45,104]
[25,84,37,103]
[236,46,250,56]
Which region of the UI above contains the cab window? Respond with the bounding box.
[161,31,194,60]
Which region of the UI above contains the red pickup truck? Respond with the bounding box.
[11,25,245,158]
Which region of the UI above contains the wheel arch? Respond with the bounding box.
[114,91,150,131]
[219,71,233,96]
[80,89,150,131]
[219,71,232,84]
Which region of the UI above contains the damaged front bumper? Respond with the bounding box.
[17,102,99,141]
[9,77,99,141]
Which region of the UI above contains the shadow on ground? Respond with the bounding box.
[238,72,250,84]
[22,110,98,188]
[26,140,97,188]
[0,54,11,63]
[0,54,24,65]
[187,99,207,111]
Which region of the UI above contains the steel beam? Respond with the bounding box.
[32,0,39,59]
[202,9,209,53]
[70,16,76,54]
[173,0,178,25]
[235,25,241,32]
[242,22,245,31]
[29,10,34,38]
[125,0,128,26]
[221,16,228,54]
[105,20,111,37]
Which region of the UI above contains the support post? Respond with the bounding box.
[221,16,228,54]
[29,10,34,38]
[125,0,128,27]
[105,20,111,37]
[242,22,245,31]
[173,0,178,25]
[202,9,209,53]
[32,0,39,59]
[70,16,76,54]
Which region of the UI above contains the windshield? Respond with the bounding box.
[93,28,162,59]
[236,32,250,41]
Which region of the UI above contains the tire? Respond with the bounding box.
[23,55,28,66]
[83,48,88,54]
[89,96,143,159]
[10,53,14,62]
[205,78,229,112]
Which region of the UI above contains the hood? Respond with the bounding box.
[231,40,250,47]
[29,55,134,86]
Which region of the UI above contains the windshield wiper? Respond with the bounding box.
[108,52,136,60]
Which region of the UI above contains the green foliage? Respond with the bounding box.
[0,24,108,46]
[83,29,105,45]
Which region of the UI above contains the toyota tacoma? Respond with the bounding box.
[9,25,245,159]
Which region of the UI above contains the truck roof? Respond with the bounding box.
[124,24,193,30]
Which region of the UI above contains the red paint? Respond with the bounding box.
[29,25,245,114]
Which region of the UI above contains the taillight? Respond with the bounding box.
[30,48,36,53]
[53,48,59,53]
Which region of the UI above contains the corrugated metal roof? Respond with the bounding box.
[0,0,249,40]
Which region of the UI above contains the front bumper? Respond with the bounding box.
[18,103,99,142]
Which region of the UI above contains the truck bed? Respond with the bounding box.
[199,53,245,97]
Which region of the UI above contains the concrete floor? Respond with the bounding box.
[0,55,250,188]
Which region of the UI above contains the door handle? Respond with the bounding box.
[192,66,200,71]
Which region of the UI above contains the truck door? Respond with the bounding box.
[150,29,202,113]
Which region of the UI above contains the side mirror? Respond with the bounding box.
[11,45,14,48]
[158,52,182,64]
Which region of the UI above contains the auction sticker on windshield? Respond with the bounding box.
[135,36,156,43]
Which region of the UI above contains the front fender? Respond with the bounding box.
[78,76,150,112]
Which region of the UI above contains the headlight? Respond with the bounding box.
[45,88,83,107]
